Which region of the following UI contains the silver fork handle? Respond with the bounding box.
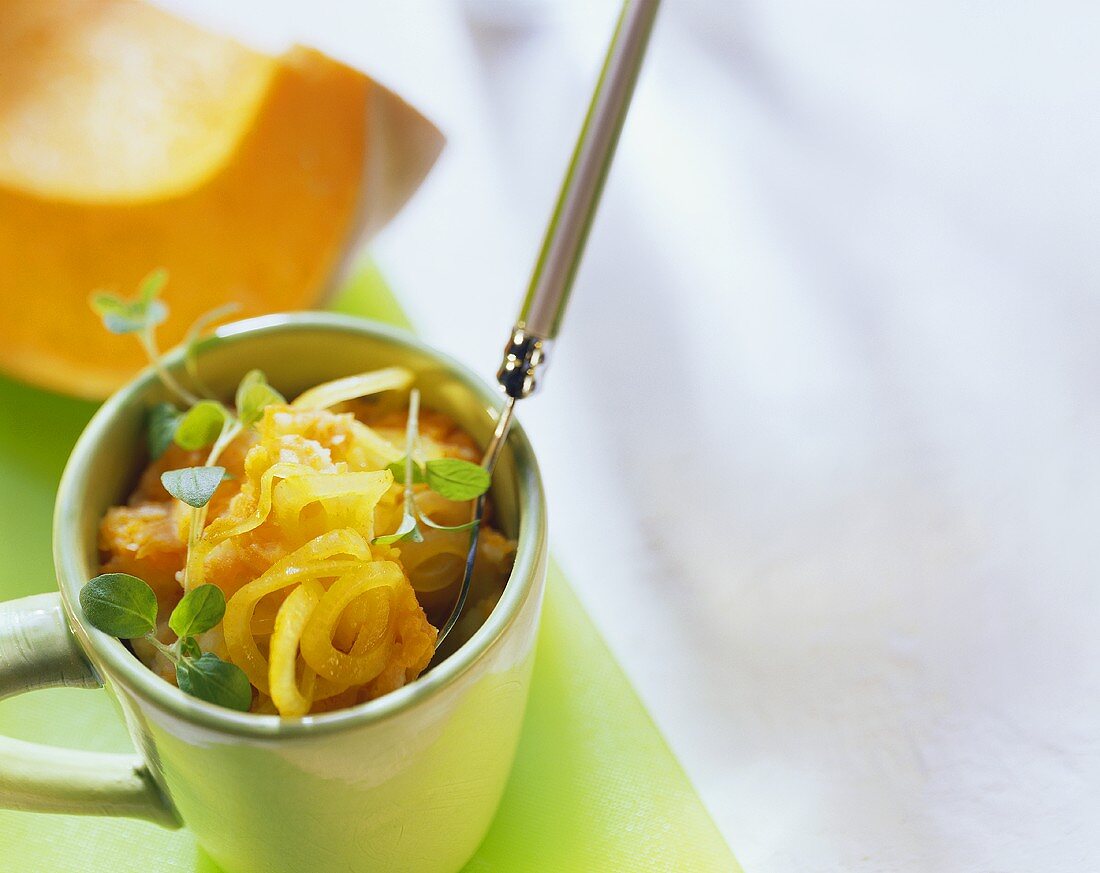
[498,0,661,400]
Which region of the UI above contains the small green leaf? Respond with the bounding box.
[176,653,252,712]
[146,402,183,460]
[386,457,426,485]
[179,637,202,660]
[161,466,225,508]
[89,269,170,334]
[174,400,228,450]
[79,573,158,639]
[235,369,285,428]
[169,584,226,639]
[138,268,168,305]
[371,512,423,545]
[89,293,127,318]
[425,458,491,501]
[91,295,168,335]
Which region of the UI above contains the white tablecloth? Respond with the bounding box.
[158,2,1100,869]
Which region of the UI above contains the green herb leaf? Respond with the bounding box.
[90,294,168,335]
[137,267,169,304]
[174,400,228,450]
[425,458,491,501]
[146,402,183,460]
[176,653,252,712]
[89,269,169,334]
[161,466,225,508]
[235,369,285,428]
[179,637,202,660]
[79,573,158,639]
[371,512,423,545]
[169,584,226,639]
[386,456,426,485]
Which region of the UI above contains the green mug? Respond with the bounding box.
[0,313,548,873]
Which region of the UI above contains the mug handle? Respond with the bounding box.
[0,592,178,827]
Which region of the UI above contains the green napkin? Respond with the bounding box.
[0,267,738,872]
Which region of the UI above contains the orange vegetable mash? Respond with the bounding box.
[99,388,514,716]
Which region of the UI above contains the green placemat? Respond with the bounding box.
[0,267,738,872]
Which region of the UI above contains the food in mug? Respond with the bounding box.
[79,273,514,715]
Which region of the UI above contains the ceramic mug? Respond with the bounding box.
[0,313,547,873]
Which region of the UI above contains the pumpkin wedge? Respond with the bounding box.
[0,0,442,398]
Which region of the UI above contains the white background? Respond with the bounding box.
[159,1,1100,870]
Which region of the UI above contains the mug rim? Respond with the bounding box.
[53,312,547,739]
